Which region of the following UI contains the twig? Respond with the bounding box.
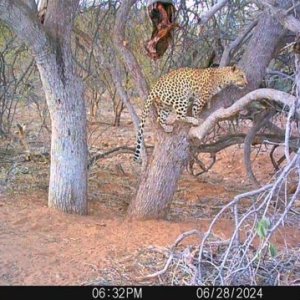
[142,253,174,279]
[171,230,202,251]
[284,102,296,163]
[143,230,201,279]
[88,146,136,168]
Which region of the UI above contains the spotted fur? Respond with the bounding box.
[134,66,247,162]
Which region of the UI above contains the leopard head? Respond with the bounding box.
[228,65,248,88]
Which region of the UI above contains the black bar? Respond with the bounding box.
[0,286,299,300]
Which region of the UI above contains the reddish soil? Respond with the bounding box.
[0,104,299,285]
[0,192,228,285]
[1,147,299,285]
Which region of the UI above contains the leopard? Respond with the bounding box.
[134,65,248,162]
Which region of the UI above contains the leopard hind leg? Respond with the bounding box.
[157,105,174,132]
[174,102,199,126]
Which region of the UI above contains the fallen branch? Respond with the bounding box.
[143,253,174,279]
[143,230,201,279]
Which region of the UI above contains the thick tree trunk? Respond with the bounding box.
[128,126,190,219]
[0,0,88,215]
[37,59,88,214]
[130,8,287,219]
[36,1,88,214]
[49,99,87,214]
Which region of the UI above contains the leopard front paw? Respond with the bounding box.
[191,119,199,126]
[187,117,199,126]
[161,124,174,133]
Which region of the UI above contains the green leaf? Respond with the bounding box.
[269,244,277,258]
[257,218,270,239]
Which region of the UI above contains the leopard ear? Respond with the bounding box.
[231,65,237,72]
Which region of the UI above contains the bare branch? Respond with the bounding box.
[244,110,275,186]
[199,0,229,26]
[113,0,149,100]
[294,36,300,97]
[88,146,136,169]
[74,25,141,132]
[143,253,174,279]
[193,132,299,154]
[220,19,259,67]
[189,88,297,142]
[0,0,48,58]
[111,59,140,131]
[143,230,201,279]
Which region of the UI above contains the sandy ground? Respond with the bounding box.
[0,104,299,285]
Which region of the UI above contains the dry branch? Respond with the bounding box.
[199,0,229,27]
[88,146,136,168]
[113,0,150,168]
[244,110,276,186]
[189,88,297,142]
[143,230,201,279]
[146,147,300,284]
[113,0,149,100]
[194,133,300,153]
[220,19,259,67]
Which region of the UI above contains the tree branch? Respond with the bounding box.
[74,26,140,131]
[0,0,48,58]
[199,9,287,119]
[220,19,259,67]
[189,88,297,141]
[88,146,136,168]
[199,0,229,26]
[243,110,275,186]
[111,59,140,131]
[193,132,300,153]
[113,0,149,100]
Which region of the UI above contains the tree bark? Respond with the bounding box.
[189,89,297,140]
[294,36,300,97]
[130,5,288,219]
[37,54,88,215]
[21,0,37,12]
[0,0,88,214]
[128,126,190,219]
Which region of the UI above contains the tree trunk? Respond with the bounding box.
[36,58,88,214]
[294,36,300,97]
[0,0,88,215]
[128,126,190,219]
[130,8,287,219]
[113,97,124,127]
[49,102,87,215]
[37,1,88,214]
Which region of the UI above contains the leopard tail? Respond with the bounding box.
[133,94,154,162]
